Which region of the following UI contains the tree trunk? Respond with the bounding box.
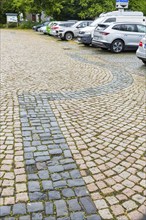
[39,12,42,22]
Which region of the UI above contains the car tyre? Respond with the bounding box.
[142,60,146,65]
[83,43,90,46]
[101,48,108,51]
[111,39,124,53]
[64,32,73,41]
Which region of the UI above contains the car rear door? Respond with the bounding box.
[123,24,145,47]
[136,24,146,44]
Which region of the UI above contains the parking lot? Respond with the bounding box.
[0,29,146,220]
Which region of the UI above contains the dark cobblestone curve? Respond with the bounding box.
[0,93,101,219]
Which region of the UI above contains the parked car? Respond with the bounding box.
[50,21,77,36]
[78,17,117,46]
[58,20,93,40]
[32,21,50,31]
[46,22,56,35]
[92,22,146,53]
[136,35,146,64]
[38,25,48,34]
[78,11,145,46]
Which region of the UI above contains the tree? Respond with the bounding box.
[78,0,115,19]
[0,0,146,24]
[128,0,146,15]
[0,0,16,23]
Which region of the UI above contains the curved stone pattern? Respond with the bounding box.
[1,30,145,220]
[28,54,134,101]
[42,70,133,100]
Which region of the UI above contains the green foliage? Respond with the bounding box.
[129,0,146,15]
[8,23,18,28]
[0,23,6,28]
[0,0,146,24]
[18,21,38,29]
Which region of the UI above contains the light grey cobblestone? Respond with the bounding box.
[19,216,31,220]
[31,213,43,220]
[0,206,11,217]
[67,199,82,211]
[27,202,44,212]
[13,203,26,215]
[45,202,54,215]
[54,200,68,217]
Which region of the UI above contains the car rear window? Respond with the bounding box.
[95,24,109,31]
[136,24,146,33]
[59,22,74,27]
[112,24,137,32]
[52,23,58,26]
[59,23,67,26]
[112,24,121,30]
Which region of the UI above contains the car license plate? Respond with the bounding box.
[144,44,146,49]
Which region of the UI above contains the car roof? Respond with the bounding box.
[76,20,93,22]
[58,21,75,23]
[51,21,76,26]
[113,21,145,24]
[97,22,146,26]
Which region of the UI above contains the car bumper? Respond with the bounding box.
[58,33,65,39]
[92,40,110,49]
[78,34,92,45]
[136,49,146,61]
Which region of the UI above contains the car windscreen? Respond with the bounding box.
[90,17,105,27]
[59,23,72,26]
[72,21,83,27]
[52,23,58,26]
[44,22,49,25]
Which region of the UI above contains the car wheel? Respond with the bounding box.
[83,43,90,46]
[101,48,108,51]
[111,39,124,53]
[64,32,73,41]
[142,60,146,65]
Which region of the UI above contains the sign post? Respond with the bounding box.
[6,13,18,27]
[116,0,129,9]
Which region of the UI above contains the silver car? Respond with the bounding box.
[58,20,93,40]
[92,22,146,53]
[51,21,77,36]
[136,35,146,64]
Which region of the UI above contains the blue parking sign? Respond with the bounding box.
[116,0,128,2]
[116,0,129,8]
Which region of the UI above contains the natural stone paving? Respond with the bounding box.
[0,29,146,220]
[18,93,98,218]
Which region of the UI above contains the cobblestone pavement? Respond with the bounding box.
[0,29,146,220]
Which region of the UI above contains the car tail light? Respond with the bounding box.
[51,26,59,30]
[100,32,110,35]
[139,41,143,47]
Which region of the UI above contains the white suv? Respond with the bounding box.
[136,35,146,64]
[92,22,146,53]
[50,21,76,36]
[58,20,93,40]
